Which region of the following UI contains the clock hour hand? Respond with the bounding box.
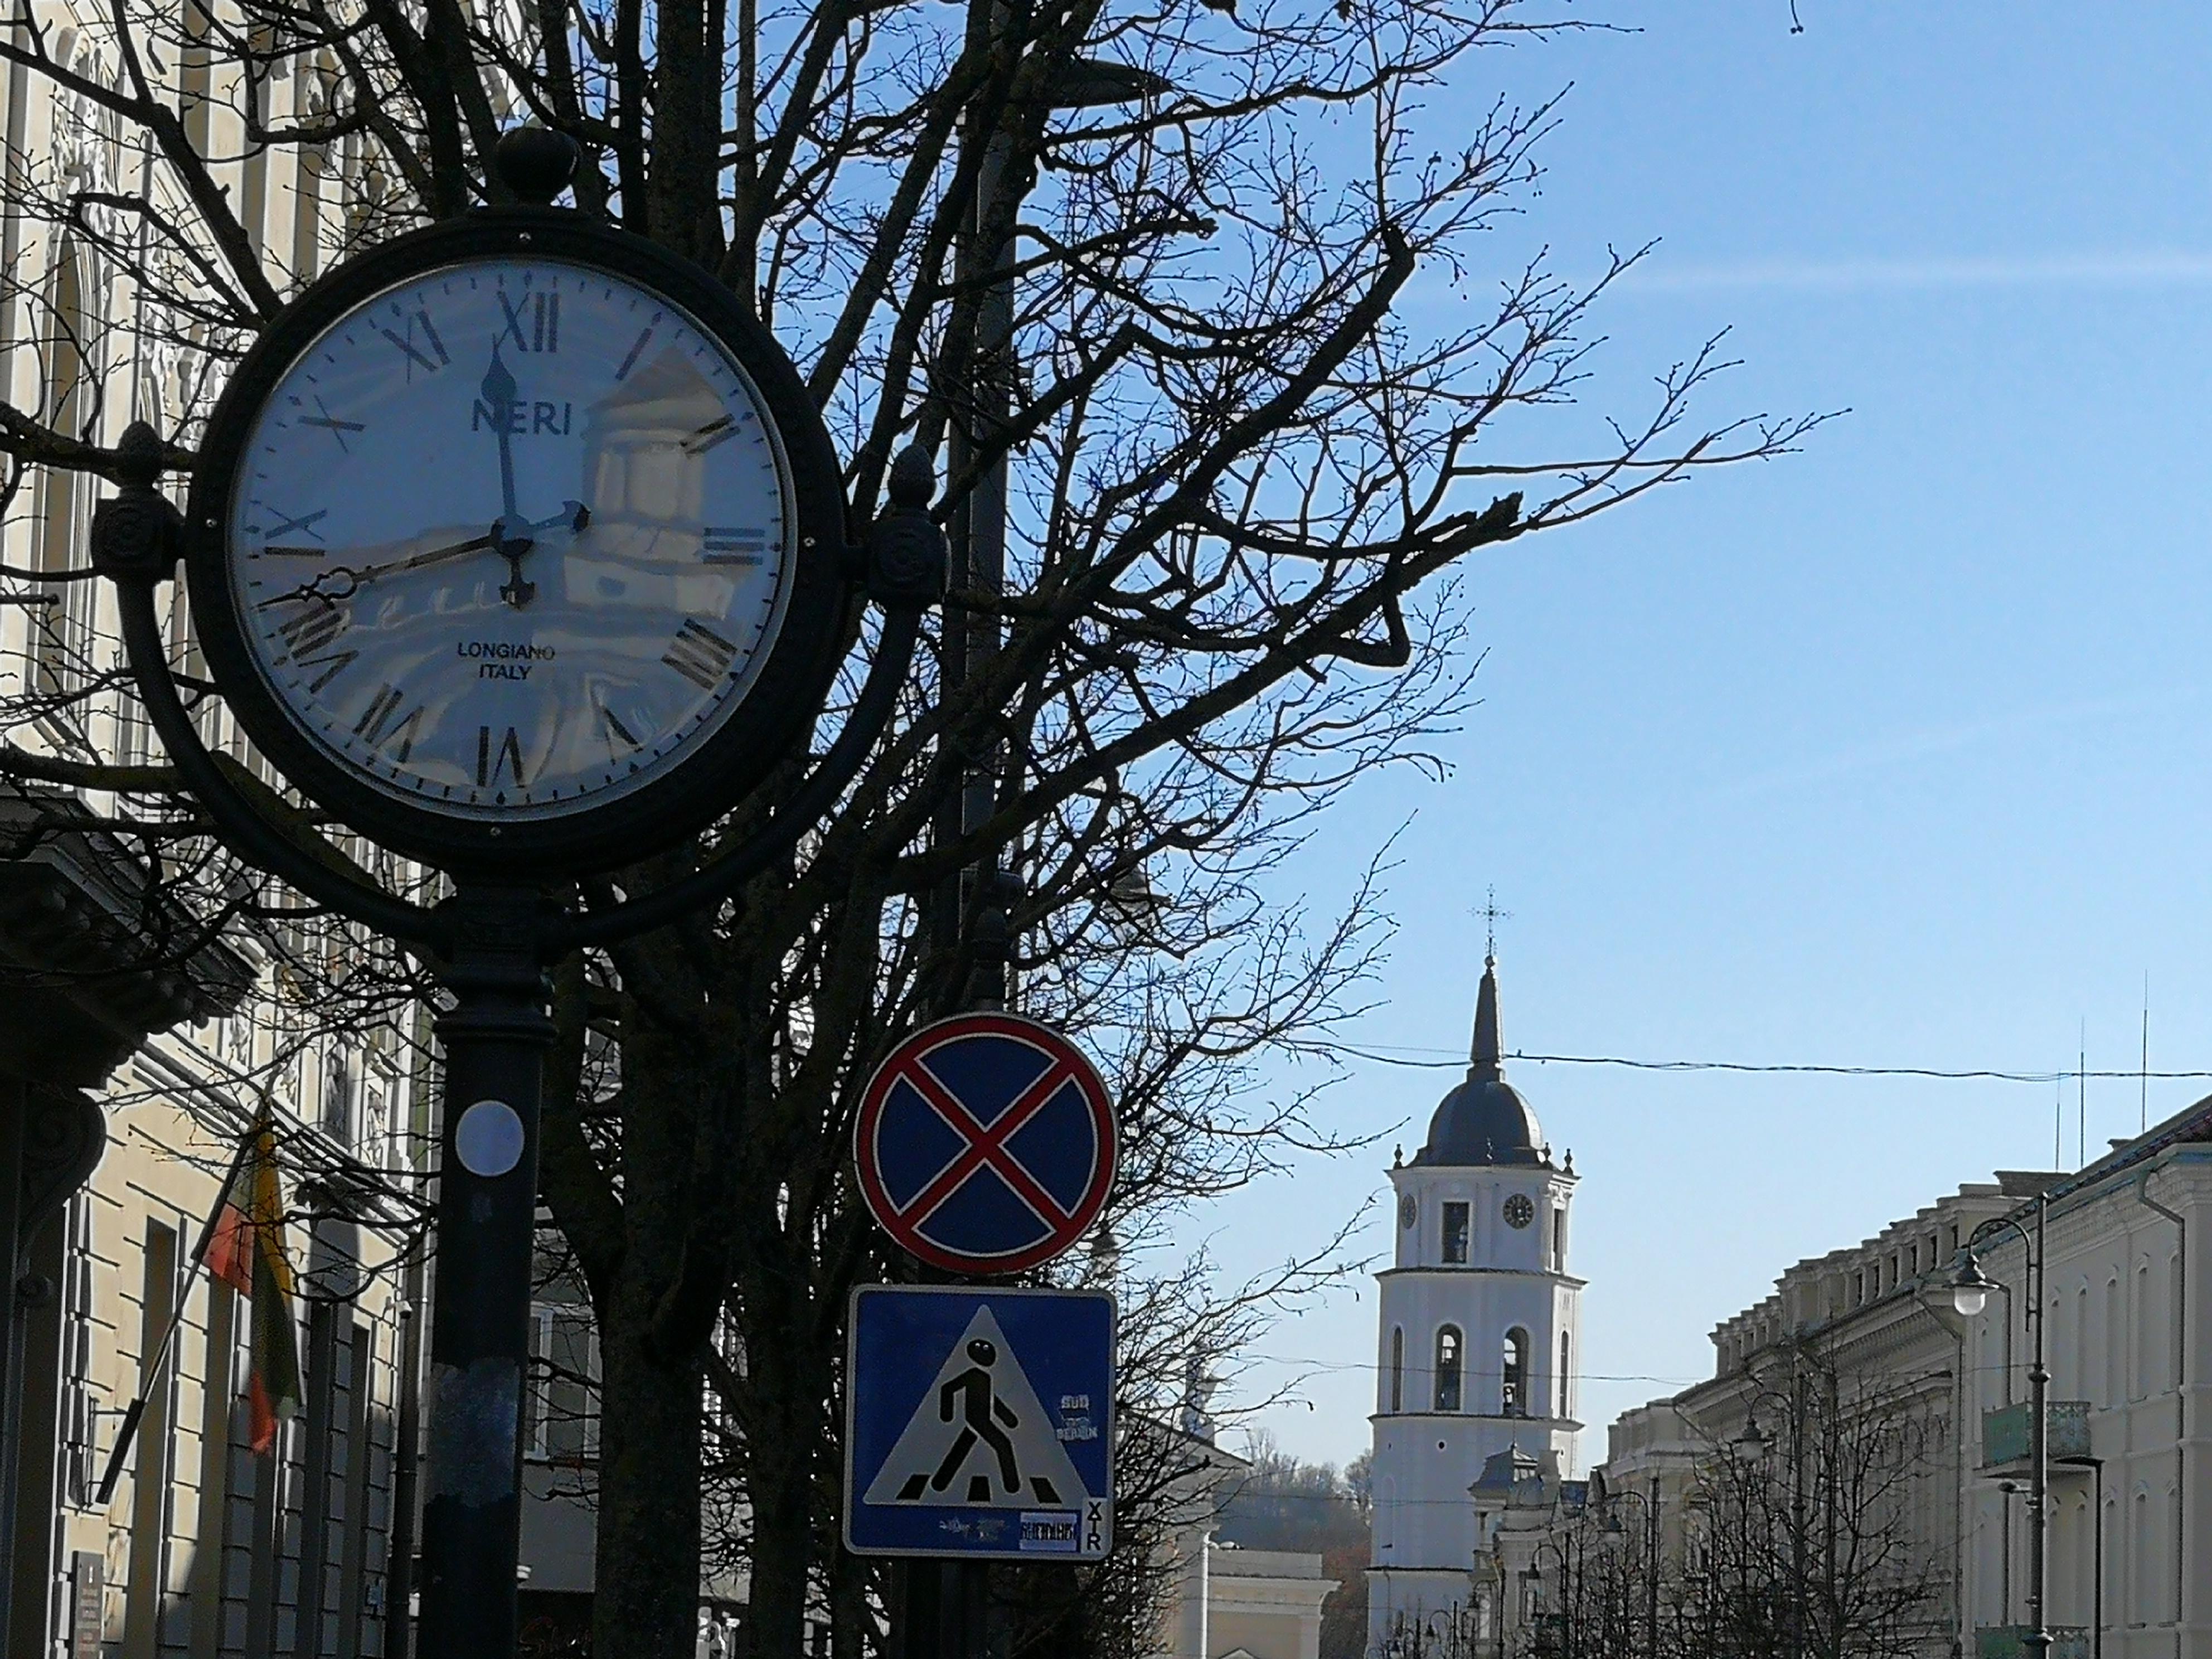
[481,343,545,608]
[495,503,586,609]
[481,343,522,530]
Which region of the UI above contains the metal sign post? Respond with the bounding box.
[847,1015,1121,1658]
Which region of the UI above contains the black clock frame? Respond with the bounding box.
[183,208,852,876]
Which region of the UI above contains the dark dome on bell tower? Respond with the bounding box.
[1413,955,1544,1167]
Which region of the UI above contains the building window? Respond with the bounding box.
[2106,1277,2123,1409]
[1558,1331,1571,1418]
[1389,1327,1404,1413]
[33,248,95,702]
[1442,1202,1469,1264]
[1551,1207,1565,1270]
[321,1042,356,1146]
[1502,1327,1529,1417]
[1434,1326,1463,1412]
[2132,1491,2152,1621]
[527,1303,600,1463]
[2135,1262,2152,1399]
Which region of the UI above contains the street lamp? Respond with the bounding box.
[1951,1193,2051,1658]
[1732,1412,1767,1461]
[1725,1369,1813,1659]
[1527,1538,1574,1659]
[1948,1251,1994,1318]
[1600,1484,1663,1659]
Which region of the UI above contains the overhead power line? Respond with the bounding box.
[1326,1044,2212,1086]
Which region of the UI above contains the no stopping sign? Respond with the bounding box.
[853,1013,1118,1275]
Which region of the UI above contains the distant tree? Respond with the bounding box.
[1670,1356,1947,1659]
[1219,1429,1372,1554]
[1218,1432,1374,1659]
[1318,1539,1371,1659]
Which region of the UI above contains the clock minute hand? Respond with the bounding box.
[362,530,505,584]
[253,530,504,609]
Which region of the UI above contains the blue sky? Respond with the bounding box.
[1205,2,2212,1471]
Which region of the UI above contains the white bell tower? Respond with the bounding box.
[1365,954,1582,1654]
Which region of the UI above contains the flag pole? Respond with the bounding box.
[94,1126,256,1506]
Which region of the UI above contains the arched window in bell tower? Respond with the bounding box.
[1559,1331,1571,1418]
[1389,1327,1404,1412]
[1502,1327,1530,1417]
[1434,1326,1463,1411]
[1442,1202,1470,1264]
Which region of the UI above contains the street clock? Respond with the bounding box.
[185,202,850,874]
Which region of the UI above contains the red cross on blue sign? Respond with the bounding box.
[853,1013,1119,1275]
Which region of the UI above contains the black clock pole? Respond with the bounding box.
[414,886,557,1658]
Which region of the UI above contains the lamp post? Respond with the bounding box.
[1526,1538,1573,1659]
[1731,1368,1811,1659]
[901,49,1170,1659]
[1952,1192,2051,1657]
[1602,1484,1662,1659]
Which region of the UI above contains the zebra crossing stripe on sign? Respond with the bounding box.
[861,1306,1090,1511]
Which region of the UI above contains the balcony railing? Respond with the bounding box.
[1976,1627,2089,1659]
[1980,1400,2090,1467]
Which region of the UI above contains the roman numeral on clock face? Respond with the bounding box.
[497,289,560,353]
[683,415,738,455]
[353,684,424,761]
[702,527,767,566]
[477,725,528,788]
[379,309,450,376]
[273,600,346,662]
[662,619,739,690]
[595,695,641,753]
[300,648,356,694]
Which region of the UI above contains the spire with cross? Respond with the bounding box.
[1472,887,1512,966]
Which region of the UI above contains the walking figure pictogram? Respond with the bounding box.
[899,1337,1057,1503]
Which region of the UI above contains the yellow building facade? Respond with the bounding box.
[0,3,429,1653]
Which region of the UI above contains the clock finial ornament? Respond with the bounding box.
[89,420,182,580]
[493,125,581,206]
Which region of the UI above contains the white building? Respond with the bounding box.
[1366,955,1582,1653]
[1590,1094,2212,1659]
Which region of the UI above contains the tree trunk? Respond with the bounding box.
[736,1286,822,1657]
[591,1291,705,1659]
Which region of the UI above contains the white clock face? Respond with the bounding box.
[227,256,795,819]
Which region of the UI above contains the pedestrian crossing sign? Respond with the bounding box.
[844,1284,1114,1559]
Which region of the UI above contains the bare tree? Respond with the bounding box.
[1672,1360,1947,1659]
[0,0,1823,1653]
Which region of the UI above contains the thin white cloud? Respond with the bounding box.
[1703,682,2206,807]
[1623,251,2212,294]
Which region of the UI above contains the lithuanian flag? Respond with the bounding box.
[202,1114,302,1454]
